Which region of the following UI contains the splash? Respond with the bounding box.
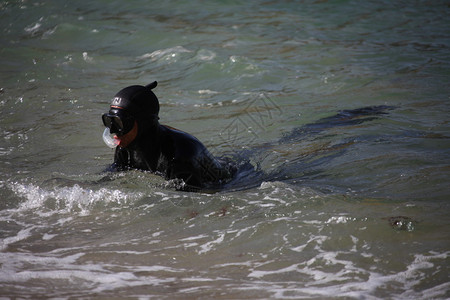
[7,181,142,215]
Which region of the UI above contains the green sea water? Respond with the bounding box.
[0,1,449,298]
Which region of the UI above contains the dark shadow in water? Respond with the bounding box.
[280,105,393,143]
[212,105,396,193]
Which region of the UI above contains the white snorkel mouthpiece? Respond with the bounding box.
[102,128,119,148]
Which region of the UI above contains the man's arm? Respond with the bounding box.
[103,147,129,172]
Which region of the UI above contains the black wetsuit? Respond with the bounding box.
[108,123,235,190]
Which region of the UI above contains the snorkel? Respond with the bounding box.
[102,128,119,148]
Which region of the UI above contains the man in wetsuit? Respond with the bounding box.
[101,81,235,191]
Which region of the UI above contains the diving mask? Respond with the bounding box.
[102,109,135,135]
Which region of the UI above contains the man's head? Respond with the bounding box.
[102,81,159,147]
[109,81,159,119]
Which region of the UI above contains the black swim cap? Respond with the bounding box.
[110,81,159,118]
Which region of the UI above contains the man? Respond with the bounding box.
[101,81,236,191]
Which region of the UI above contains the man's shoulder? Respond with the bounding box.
[161,125,207,158]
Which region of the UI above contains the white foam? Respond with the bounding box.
[7,181,143,216]
[198,89,219,95]
[196,49,216,61]
[179,234,209,242]
[138,46,191,61]
[24,22,41,34]
[42,233,57,240]
[0,226,34,251]
[245,248,450,299]
[198,232,226,254]
[0,250,183,294]
[326,215,351,224]
[82,52,93,63]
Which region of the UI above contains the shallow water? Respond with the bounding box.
[1,0,449,299]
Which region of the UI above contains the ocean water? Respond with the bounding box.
[1,0,449,299]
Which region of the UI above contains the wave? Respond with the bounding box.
[3,179,143,215]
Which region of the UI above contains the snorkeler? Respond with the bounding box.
[102,81,236,191]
